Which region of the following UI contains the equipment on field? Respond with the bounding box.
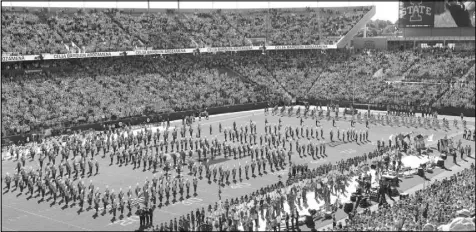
[344,202,353,214]
[400,192,409,200]
[418,168,424,177]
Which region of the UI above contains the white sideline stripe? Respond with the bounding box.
[165,108,264,128]
[1,226,17,231]
[3,204,93,231]
[199,111,264,126]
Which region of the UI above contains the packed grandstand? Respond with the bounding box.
[1,3,475,232]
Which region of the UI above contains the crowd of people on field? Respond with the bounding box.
[3,103,474,231]
[2,123,203,220]
[142,125,441,231]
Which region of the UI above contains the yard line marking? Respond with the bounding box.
[3,204,93,231]
[157,209,181,216]
[197,188,234,198]
[340,149,356,154]
[253,176,279,183]
[1,226,17,231]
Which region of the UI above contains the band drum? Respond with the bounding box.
[418,168,424,176]
[343,202,353,214]
[437,159,444,168]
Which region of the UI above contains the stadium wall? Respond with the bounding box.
[351,37,388,49]
[401,27,476,37]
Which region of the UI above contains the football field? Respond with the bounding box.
[2,106,475,231]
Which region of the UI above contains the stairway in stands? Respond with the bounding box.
[217,66,278,100]
[257,58,294,100]
[336,6,376,48]
[216,67,263,89]
[461,63,475,81]
[105,11,147,48]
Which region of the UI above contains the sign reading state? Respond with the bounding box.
[399,0,435,28]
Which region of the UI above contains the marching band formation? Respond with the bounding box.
[3,105,474,231]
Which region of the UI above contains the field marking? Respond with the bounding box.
[3,204,93,231]
[198,111,264,126]
[340,149,356,154]
[1,226,17,231]
[270,169,289,176]
[181,197,204,206]
[157,209,181,216]
[230,183,252,189]
[107,216,140,227]
[197,187,234,198]
[249,175,280,183]
[310,159,327,164]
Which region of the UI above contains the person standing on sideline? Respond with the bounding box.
[453,149,457,164]
[137,207,144,228]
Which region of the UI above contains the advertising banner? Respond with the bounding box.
[2,44,333,62]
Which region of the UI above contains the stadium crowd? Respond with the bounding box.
[1,5,475,232]
[2,48,475,138]
[1,6,371,53]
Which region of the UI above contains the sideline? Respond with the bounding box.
[3,204,93,231]
[1,226,17,231]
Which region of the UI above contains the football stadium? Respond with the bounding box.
[1,1,475,231]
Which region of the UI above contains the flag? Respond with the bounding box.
[71,41,80,53]
[422,202,429,219]
[415,205,420,222]
[190,38,199,48]
[131,196,145,207]
[427,134,434,142]
[144,190,149,204]
[246,38,253,45]
[62,41,70,52]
